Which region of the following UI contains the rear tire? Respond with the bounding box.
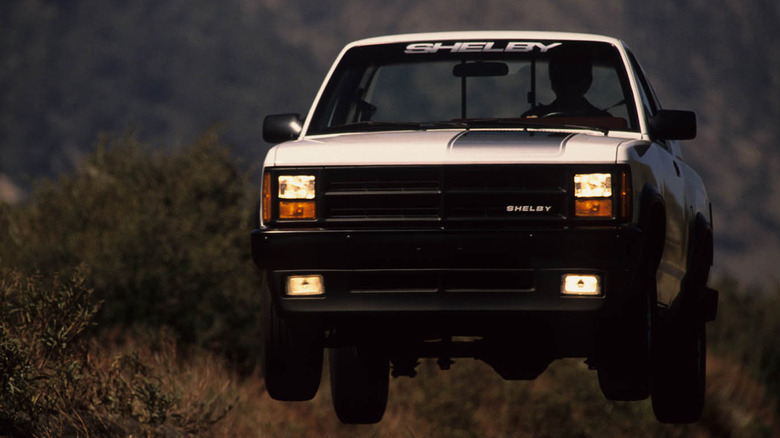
[329,345,389,424]
[260,281,323,401]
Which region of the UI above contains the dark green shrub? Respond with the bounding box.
[0,131,260,357]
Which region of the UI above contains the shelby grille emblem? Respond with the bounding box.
[507,205,553,213]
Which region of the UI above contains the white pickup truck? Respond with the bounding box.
[252,31,717,424]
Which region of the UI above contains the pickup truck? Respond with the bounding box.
[252,31,718,424]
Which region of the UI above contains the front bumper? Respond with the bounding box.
[252,226,643,317]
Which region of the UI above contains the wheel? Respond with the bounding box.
[596,315,651,400]
[329,345,389,424]
[597,276,653,401]
[598,361,650,401]
[650,215,710,422]
[651,318,706,423]
[260,280,323,401]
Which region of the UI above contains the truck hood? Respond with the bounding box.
[266,130,628,167]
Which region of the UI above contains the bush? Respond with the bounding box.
[0,266,235,437]
[0,131,261,358]
[0,265,98,435]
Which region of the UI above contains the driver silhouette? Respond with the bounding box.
[524,47,611,118]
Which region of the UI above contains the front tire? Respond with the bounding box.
[260,280,323,401]
[597,274,653,401]
[597,313,651,401]
[651,318,706,423]
[650,213,711,422]
[329,345,389,424]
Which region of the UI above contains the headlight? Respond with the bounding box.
[278,175,317,220]
[278,175,316,199]
[574,173,612,218]
[574,173,612,198]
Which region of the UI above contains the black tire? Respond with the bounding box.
[597,273,653,401]
[598,362,650,401]
[260,281,323,401]
[329,345,389,424]
[597,311,651,400]
[651,318,706,423]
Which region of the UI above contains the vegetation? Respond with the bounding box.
[0,265,235,437]
[2,0,779,291]
[0,133,251,436]
[0,133,777,436]
[0,265,98,436]
[0,131,260,362]
[709,277,780,407]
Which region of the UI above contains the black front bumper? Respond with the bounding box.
[252,226,643,317]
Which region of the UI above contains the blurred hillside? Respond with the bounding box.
[1,0,779,288]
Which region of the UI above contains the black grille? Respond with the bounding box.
[324,167,440,223]
[322,166,568,228]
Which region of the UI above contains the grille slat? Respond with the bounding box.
[326,189,442,196]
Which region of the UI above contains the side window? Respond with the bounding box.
[627,51,661,116]
[627,51,674,151]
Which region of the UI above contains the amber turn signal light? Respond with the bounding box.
[262,172,272,224]
[575,199,612,217]
[279,200,316,220]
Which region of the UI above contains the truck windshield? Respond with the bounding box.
[307,40,639,135]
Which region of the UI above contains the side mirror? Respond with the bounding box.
[263,114,303,143]
[649,110,696,140]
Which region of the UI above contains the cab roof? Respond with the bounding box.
[345,31,624,49]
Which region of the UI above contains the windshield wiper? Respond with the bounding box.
[321,121,423,133]
[420,120,470,129]
[321,119,608,134]
[322,120,472,133]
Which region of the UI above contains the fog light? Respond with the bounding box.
[562,274,601,296]
[286,275,324,296]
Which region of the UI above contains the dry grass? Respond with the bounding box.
[703,356,779,437]
[200,351,778,438]
[2,301,775,436]
[84,329,238,436]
